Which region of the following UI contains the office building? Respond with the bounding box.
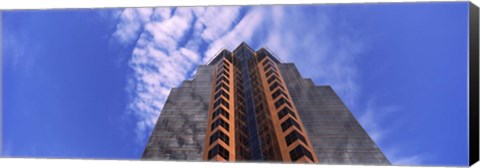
[142,42,390,165]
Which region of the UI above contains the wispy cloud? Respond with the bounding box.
[357,97,431,165]
[113,8,153,45]
[358,98,401,144]
[394,155,424,165]
[202,7,266,63]
[385,147,429,165]
[3,26,41,73]
[260,6,364,109]
[112,6,263,144]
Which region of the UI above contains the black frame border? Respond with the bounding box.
[469,1,479,166]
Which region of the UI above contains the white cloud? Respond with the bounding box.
[385,147,427,165]
[357,98,430,165]
[113,8,153,45]
[112,6,263,143]
[358,98,400,144]
[394,155,424,165]
[196,7,241,42]
[202,8,265,63]
[3,28,41,73]
[258,6,363,109]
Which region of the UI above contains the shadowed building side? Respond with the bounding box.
[277,63,390,165]
[142,65,215,160]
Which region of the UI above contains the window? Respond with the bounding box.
[267,74,278,84]
[256,53,266,62]
[289,145,314,161]
[216,76,230,85]
[236,94,244,103]
[211,118,230,131]
[220,70,230,78]
[236,85,244,93]
[263,64,273,72]
[275,97,292,109]
[209,130,230,145]
[239,134,249,146]
[208,144,229,160]
[285,130,307,146]
[223,60,230,67]
[224,54,233,63]
[277,107,297,120]
[256,103,265,112]
[237,123,248,134]
[217,65,229,73]
[272,89,288,100]
[212,107,229,120]
[265,69,278,78]
[263,147,275,160]
[262,59,270,66]
[236,77,244,85]
[213,98,230,109]
[215,82,230,92]
[239,146,250,159]
[237,103,246,113]
[214,90,230,100]
[281,118,302,132]
[269,81,285,92]
[237,112,246,121]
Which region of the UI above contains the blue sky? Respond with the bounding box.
[1,2,470,166]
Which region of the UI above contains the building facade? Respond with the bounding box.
[142,42,390,165]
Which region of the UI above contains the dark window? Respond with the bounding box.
[217,65,229,73]
[272,89,288,100]
[239,146,250,159]
[211,118,230,131]
[209,130,230,145]
[262,59,270,66]
[215,82,230,92]
[237,123,248,134]
[208,144,229,160]
[265,69,277,78]
[224,54,233,63]
[221,70,230,78]
[256,103,265,112]
[223,60,230,67]
[274,97,292,109]
[214,90,230,100]
[237,85,244,93]
[236,77,244,85]
[212,107,230,120]
[263,147,275,159]
[213,98,230,109]
[237,112,246,121]
[269,81,285,92]
[289,145,314,161]
[281,118,302,132]
[285,130,308,146]
[216,76,230,85]
[239,134,249,146]
[277,107,297,120]
[237,103,246,113]
[263,64,273,72]
[267,74,278,84]
[256,53,266,62]
[236,94,244,103]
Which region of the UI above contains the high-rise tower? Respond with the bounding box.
[142,42,390,165]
